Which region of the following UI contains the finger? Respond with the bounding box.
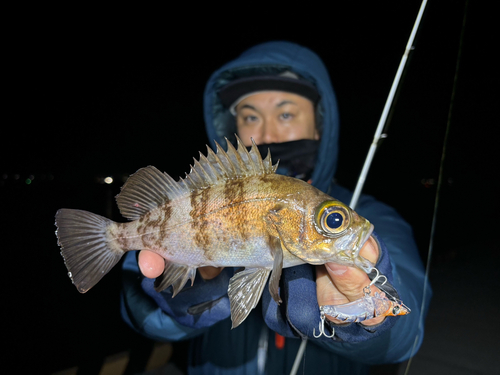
[316,265,349,306]
[324,265,385,326]
[138,251,223,280]
[198,266,224,280]
[319,264,384,326]
[324,236,379,302]
[317,237,379,305]
[324,263,369,301]
[138,250,165,279]
[359,235,379,264]
[322,237,385,326]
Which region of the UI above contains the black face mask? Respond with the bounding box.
[253,139,320,182]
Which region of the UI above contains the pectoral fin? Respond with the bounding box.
[265,205,292,304]
[268,235,283,304]
[228,268,270,328]
[154,260,197,297]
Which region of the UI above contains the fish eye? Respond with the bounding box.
[315,201,351,235]
[326,212,343,229]
[393,306,400,315]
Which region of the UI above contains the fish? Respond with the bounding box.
[55,135,375,328]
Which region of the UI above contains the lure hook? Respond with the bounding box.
[364,267,388,295]
[369,267,388,287]
[313,307,335,338]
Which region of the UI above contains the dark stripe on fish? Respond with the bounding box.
[112,223,131,249]
[128,202,174,250]
[190,187,212,252]
[158,203,173,245]
[223,179,250,241]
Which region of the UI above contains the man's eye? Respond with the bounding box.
[280,113,293,120]
[245,115,258,122]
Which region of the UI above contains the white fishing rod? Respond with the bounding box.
[349,0,428,210]
[290,2,429,374]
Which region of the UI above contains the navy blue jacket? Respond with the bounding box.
[121,41,431,374]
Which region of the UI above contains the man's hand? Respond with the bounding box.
[138,250,223,280]
[316,236,384,326]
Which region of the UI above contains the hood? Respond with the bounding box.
[203,41,340,193]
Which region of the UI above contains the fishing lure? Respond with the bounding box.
[314,269,410,338]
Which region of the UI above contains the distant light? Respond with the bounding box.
[421,178,435,188]
[104,177,113,184]
[25,178,32,185]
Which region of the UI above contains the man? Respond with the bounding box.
[121,41,431,374]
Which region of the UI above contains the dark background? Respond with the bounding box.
[3,1,497,373]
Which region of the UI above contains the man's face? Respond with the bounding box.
[235,91,319,147]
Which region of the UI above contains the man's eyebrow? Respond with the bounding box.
[238,101,296,111]
[276,100,297,107]
[239,104,256,111]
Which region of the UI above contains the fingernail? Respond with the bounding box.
[327,263,348,275]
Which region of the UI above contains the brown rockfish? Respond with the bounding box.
[55,136,374,328]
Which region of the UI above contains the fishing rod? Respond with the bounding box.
[290,2,429,374]
[349,0,428,210]
[402,1,468,373]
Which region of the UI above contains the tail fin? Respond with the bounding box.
[55,209,124,293]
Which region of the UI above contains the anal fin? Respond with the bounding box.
[228,268,270,328]
[154,260,196,296]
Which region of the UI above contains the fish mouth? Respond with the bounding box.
[355,223,374,257]
[362,223,374,246]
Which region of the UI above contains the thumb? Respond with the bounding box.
[138,250,165,279]
[324,263,369,302]
[325,236,379,302]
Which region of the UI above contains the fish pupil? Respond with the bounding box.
[326,212,343,229]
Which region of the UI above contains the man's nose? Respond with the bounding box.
[261,119,279,144]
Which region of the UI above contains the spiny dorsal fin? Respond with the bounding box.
[116,134,278,220]
[176,135,278,191]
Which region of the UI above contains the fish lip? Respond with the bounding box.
[355,223,374,257]
[362,224,374,246]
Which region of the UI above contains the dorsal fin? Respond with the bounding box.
[116,134,278,220]
[179,135,277,189]
[116,166,188,220]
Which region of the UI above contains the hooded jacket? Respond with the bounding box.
[121,41,431,374]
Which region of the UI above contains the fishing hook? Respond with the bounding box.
[363,267,387,294]
[313,306,335,339]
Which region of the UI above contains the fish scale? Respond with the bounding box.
[55,135,375,328]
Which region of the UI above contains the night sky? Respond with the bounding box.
[3,2,497,373]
